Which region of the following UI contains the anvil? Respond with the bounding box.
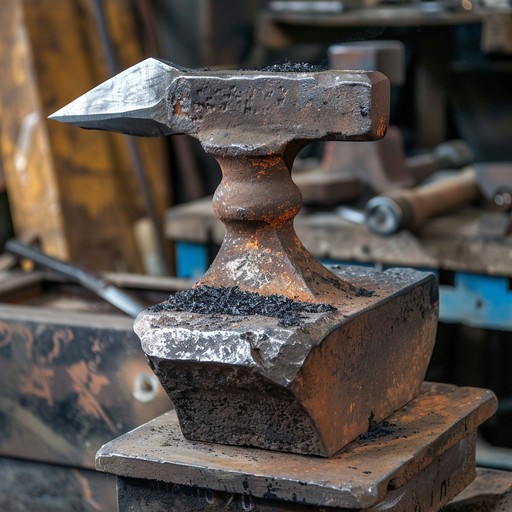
[51,58,438,456]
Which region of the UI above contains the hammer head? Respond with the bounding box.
[50,58,389,156]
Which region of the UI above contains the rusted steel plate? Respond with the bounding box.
[135,266,438,457]
[0,271,190,469]
[114,436,474,511]
[96,382,496,509]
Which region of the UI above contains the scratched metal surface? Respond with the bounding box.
[96,383,497,509]
[0,272,176,470]
[114,437,474,511]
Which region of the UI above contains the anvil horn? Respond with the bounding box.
[49,58,183,137]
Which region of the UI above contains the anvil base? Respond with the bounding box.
[136,266,439,456]
[96,383,497,512]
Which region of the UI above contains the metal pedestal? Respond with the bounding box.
[96,383,496,511]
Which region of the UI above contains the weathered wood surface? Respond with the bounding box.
[165,197,512,276]
[0,0,170,272]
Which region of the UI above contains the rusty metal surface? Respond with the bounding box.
[115,437,474,511]
[442,468,512,512]
[50,59,389,152]
[51,59,438,462]
[50,58,389,304]
[0,456,116,512]
[135,265,438,456]
[0,271,184,469]
[96,383,497,509]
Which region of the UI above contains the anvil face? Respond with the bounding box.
[135,266,438,457]
[50,58,389,156]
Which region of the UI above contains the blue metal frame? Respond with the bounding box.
[175,242,209,280]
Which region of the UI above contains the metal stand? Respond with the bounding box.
[96,383,496,511]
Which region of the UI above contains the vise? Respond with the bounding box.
[51,59,496,510]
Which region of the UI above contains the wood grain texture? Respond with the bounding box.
[0,0,170,272]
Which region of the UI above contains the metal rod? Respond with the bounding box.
[5,239,146,317]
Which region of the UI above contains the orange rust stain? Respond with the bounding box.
[67,360,117,434]
[245,239,259,251]
[91,337,102,354]
[250,155,282,170]
[72,470,102,511]
[173,101,185,116]
[44,328,73,363]
[52,328,73,349]
[21,367,55,406]
[0,321,13,347]
[23,327,35,359]
[377,115,387,138]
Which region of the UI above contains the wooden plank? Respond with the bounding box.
[0,0,170,272]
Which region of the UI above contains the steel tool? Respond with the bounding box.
[365,163,512,235]
[5,238,146,317]
[51,59,439,457]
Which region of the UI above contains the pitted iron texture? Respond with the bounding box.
[136,267,439,456]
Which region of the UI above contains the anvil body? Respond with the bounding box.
[135,266,438,457]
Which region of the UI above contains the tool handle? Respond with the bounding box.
[397,167,480,228]
[365,167,481,235]
[5,239,145,317]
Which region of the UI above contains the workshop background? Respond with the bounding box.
[1,0,512,510]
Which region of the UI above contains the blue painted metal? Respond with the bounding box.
[440,273,512,331]
[323,259,512,331]
[175,242,208,280]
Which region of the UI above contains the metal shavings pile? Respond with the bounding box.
[262,61,327,73]
[358,413,397,441]
[158,285,335,327]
